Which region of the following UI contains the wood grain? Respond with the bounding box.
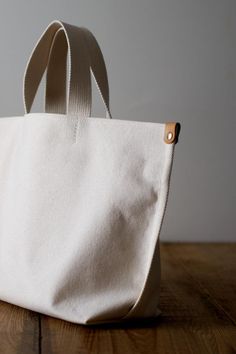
[0,301,39,354]
[169,243,236,322]
[0,243,235,353]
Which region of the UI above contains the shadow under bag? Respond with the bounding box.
[0,20,180,325]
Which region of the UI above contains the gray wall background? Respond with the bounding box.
[0,0,235,241]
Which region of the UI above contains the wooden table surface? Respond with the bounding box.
[0,243,235,354]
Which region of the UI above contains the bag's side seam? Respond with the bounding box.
[121,145,176,320]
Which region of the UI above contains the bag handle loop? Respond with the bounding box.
[45,26,112,118]
[44,28,67,114]
[23,20,92,116]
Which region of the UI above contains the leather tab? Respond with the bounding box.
[164,122,180,144]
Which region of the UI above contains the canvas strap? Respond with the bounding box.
[23,21,92,116]
[45,26,111,118]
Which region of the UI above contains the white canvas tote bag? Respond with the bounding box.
[0,20,180,325]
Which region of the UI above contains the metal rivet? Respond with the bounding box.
[167,132,173,140]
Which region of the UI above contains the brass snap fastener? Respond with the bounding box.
[167,132,173,141]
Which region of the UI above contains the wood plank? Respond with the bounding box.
[159,243,236,354]
[41,315,161,354]
[40,243,236,354]
[0,301,39,354]
[166,243,236,322]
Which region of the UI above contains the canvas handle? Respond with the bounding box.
[23,21,92,116]
[45,26,112,118]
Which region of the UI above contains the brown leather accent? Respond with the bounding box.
[164,122,181,144]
